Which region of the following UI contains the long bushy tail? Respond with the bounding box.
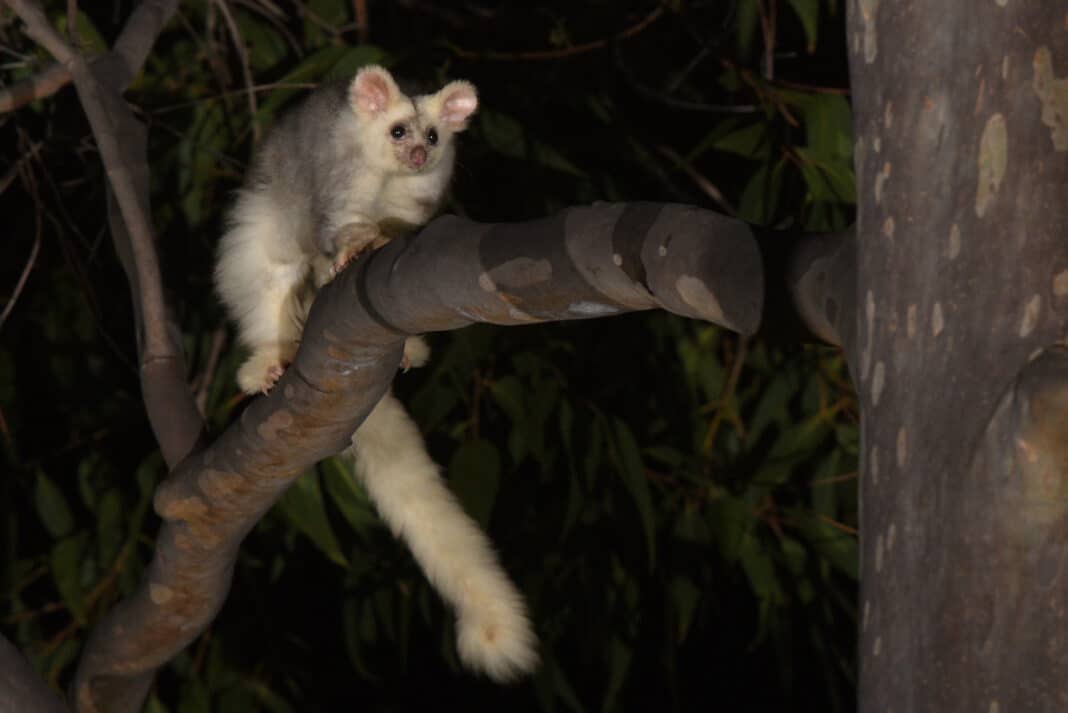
[348,392,538,680]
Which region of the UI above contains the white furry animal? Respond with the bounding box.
[214,65,537,680]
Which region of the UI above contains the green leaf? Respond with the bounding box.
[321,457,380,535]
[711,122,771,159]
[795,147,857,204]
[35,471,73,538]
[51,533,88,623]
[747,370,795,447]
[177,678,211,713]
[794,510,858,579]
[276,471,347,567]
[324,45,389,82]
[547,655,587,713]
[738,534,783,644]
[786,0,820,53]
[256,45,385,123]
[601,635,634,713]
[736,0,762,56]
[489,375,528,462]
[708,494,753,563]
[96,489,124,567]
[242,679,298,713]
[234,8,288,70]
[479,110,526,160]
[669,575,701,643]
[609,417,656,570]
[448,439,501,528]
[738,158,786,224]
[52,10,107,54]
[145,695,171,713]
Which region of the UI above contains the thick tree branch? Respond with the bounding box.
[71,203,763,713]
[0,634,70,713]
[784,227,856,352]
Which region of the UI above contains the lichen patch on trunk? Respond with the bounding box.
[1032,46,1068,151]
[976,113,1008,217]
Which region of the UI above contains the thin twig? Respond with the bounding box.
[0,139,41,193]
[353,0,369,43]
[758,0,776,81]
[66,0,78,45]
[148,81,317,115]
[657,144,739,217]
[0,62,72,113]
[702,336,749,453]
[213,0,260,142]
[193,326,228,416]
[819,513,858,536]
[0,162,43,332]
[451,4,665,62]
[809,470,859,487]
[232,0,301,56]
[772,77,850,96]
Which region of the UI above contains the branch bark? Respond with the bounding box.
[0,634,70,713]
[72,203,763,712]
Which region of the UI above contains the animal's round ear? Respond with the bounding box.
[436,81,479,132]
[350,65,400,117]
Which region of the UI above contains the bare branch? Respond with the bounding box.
[0,161,42,331]
[353,0,369,43]
[0,634,71,713]
[0,63,72,113]
[71,203,763,713]
[7,0,199,467]
[4,0,77,65]
[112,0,181,91]
[656,144,738,216]
[213,0,259,142]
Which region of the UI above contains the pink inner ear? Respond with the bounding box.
[353,70,393,116]
[441,88,478,129]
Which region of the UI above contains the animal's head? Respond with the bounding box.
[349,65,478,174]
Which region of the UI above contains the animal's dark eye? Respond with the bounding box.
[390,124,406,140]
[426,128,439,146]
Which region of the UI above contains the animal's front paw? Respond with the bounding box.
[237,346,295,395]
[329,220,391,279]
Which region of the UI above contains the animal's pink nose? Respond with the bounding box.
[410,146,427,167]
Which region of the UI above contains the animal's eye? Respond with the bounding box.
[426,128,439,146]
[390,124,406,140]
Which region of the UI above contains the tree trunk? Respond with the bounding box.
[848,1,1068,710]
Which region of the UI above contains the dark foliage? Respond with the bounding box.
[0,1,857,711]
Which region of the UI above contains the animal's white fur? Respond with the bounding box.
[353,392,538,680]
[214,65,537,679]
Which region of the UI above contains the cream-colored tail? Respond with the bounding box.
[348,392,538,680]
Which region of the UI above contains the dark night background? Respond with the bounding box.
[1,1,859,711]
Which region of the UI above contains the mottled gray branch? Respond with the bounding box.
[784,228,856,352]
[72,202,763,713]
[0,634,70,713]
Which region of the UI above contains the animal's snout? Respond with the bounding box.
[409,146,427,168]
